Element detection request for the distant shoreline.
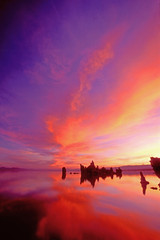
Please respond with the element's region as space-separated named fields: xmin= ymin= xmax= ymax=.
xmin=0 ymin=164 xmax=153 ymax=172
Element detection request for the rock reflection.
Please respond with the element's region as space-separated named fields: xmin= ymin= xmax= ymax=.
xmin=0 ymin=175 xmax=160 ymax=240
xmin=80 ymin=161 xmax=122 ymax=187
xmin=150 ymin=187 xmax=158 ymax=190
xmin=152 ymin=167 xmax=160 ymax=190
xmin=140 ymin=172 xmax=149 ymax=195
xmin=151 ymin=163 xmax=160 ymax=188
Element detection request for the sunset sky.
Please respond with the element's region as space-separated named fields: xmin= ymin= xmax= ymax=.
xmin=0 ymin=0 xmax=160 ymax=169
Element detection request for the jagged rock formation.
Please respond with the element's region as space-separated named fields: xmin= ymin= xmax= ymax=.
xmin=80 ymin=161 xmax=122 ymax=187
xmin=150 ymin=157 xmax=160 ymax=178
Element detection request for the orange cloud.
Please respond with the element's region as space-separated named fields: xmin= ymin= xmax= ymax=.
xmin=46 ymin=116 xmax=58 ymax=134
xmin=45 ymin=18 xmax=160 ymax=167
xmin=46 ymin=114 xmax=92 ymax=147
xmin=83 ymin=17 xmax=160 ymax=139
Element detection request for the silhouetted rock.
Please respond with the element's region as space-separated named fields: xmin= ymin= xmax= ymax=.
xmin=80 ymin=161 xmax=122 ymax=187
xmin=150 ymin=157 xmax=160 ymax=178
xmin=116 ymin=168 xmax=122 ymax=178
xmin=150 ymin=187 xmax=158 ymax=190
xmin=140 ymin=172 xmax=149 ymax=195
xmin=62 ymin=167 xmax=66 ymax=180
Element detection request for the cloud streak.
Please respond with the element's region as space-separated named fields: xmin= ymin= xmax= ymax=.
xmin=71 ymin=41 xmax=113 ymax=110
xmin=0 ymin=0 xmax=160 ymax=168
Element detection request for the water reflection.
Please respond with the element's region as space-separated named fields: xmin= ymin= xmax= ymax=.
xmin=36 ymin=186 xmax=159 ymax=240
xmin=151 ymin=166 xmax=160 ymax=191
xmin=140 ymin=172 xmax=149 ymax=195
xmin=0 ymin=197 xmax=44 ymax=240
xmin=80 ymin=169 xmax=122 ymax=188
xmin=0 ymin=170 xmax=160 ymax=240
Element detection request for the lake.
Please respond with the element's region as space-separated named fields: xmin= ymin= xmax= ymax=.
xmin=0 ymin=169 xmax=160 ymax=240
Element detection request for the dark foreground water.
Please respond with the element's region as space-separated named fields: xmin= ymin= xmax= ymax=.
xmin=0 ymin=169 xmax=160 ymax=240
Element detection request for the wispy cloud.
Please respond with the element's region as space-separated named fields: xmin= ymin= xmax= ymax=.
xmin=71 ymin=41 xmax=113 ymax=110
xmin=0 ymin=0 xmax=159 ymax=168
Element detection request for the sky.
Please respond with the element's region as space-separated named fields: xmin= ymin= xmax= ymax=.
xmin=0 ymin=0 xmax=160 ymax=169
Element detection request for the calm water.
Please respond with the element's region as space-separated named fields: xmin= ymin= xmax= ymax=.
xmin=0 ymin=169 xmax=160 ymax=240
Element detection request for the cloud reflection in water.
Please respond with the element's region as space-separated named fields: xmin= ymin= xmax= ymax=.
xmin=37 ymin=185 xmax=160 ymax=240
xmin=0 ymin=171 xmax=160 ymax=240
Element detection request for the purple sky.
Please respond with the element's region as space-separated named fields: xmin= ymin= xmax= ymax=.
xmin=0 ymin=0 xmax=160 ymax=169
